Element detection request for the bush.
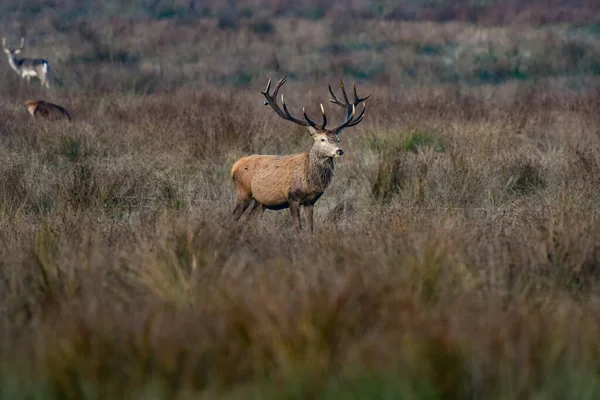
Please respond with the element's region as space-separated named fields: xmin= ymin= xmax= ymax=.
xmin=251 ymin=19 xmax=275 ymax=35
xmin=505 ymin=159 xmax=546 ymax=196
xmin=218 ymin=15 xmax=239 ymax=31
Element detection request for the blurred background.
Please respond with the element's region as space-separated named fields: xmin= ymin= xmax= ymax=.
xmin=1 ymin=0 xmax=600 ymax=93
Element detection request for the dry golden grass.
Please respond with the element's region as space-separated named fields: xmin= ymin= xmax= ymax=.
xmin=3 ymin=2 xmax=600 ymax=399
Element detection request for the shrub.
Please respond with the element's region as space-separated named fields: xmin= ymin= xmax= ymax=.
xmin=505 ymin=159 xmax=546 ymax=196
xmin=218 ymin=15 xmax=239 ymax=31
xmin=251 ymin=19 xmax=275 ymax=35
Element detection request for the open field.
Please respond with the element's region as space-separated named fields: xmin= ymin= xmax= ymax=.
xmin=3 ymin=1 xmax=600 ymax=398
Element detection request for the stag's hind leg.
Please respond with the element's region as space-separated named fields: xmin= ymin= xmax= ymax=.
xmin=304 ymin=205 xmax=314 ymax=233
xmin=289 ymin=201 xmax=302 ymax=231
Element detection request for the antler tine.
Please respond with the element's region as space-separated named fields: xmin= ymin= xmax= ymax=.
xmin=272 ymin=75 xmax=286 ymax=97
xmin=330 ymin=104 xmax=357 ymax=132
xmin=281 ymin=95 xmax=295 ymax=120
xmin=328 ymin=84 xmax=344 ymax=107
xmin=302 ymin=107 xmax=319 ymax=129
xmin=19 ymin=37 xmax=24 ymax=49
xmin=328 ymin=79 xmax=351 ymax=106
xmin=273 ymin=75 xmax=287 ymax=92
xmin=339 ymin=79 xmax=350 ymax=106
xmin=280 ymin=93 xmax=310 ymax=127
xmin=262 ymin=75 xmax=287 ymax=102
xmin=345 ymin=103 xmax=367 ymax=128
xmin=263 ymin=78 xmax=272 ymax=95
xmin=262 ymin=78 xmax=273 ymax=105
xmin=300 ymin=103 xmax=327 ymax=130
xmin=353 ymin=81 xmax=371 ymax=103
xmin=320 ymin=103 xmax=327 ymax=129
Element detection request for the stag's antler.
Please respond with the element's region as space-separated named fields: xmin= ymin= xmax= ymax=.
xmin=262 ymin=75 xmax=328 ymax=129
xmin=328 ymin=80 xmax=370 ymax=133
xmin=19 ymin=37 xmax=25 ymax=50
xmin=262 ymin=76 xmax=369 ymax=132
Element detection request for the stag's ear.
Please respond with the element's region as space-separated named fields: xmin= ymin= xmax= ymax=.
xmin=307 ymin=126 xmax=318 ymax=137
xmin=3 ymin=48 xmax=9 ymax=54
xmin=13 ymin=49 xmax=20 ymax=54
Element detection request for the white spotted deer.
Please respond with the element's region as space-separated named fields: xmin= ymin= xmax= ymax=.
xmin=231 ymin=76 xmax=369 ymax=232
xmin=3 ymin=37 xmax=51 ymax=89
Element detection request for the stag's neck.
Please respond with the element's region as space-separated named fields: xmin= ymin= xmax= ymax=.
xmin=306 ymin=150 xmax=335 ymax=194
xmin=6 ymin=54 xmax=21 ymax=73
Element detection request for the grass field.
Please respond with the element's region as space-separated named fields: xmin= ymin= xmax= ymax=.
xmin=2 ymin=1 xmax=600 ymax=398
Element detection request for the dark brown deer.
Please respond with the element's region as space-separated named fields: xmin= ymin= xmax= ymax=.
xmin=25 ymin=100 xmax=71 ymax=121
xmin=231 ymin=76 xmax=369 ymax=232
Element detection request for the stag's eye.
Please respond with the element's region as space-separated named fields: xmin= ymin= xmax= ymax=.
xmin=321 ymin=138 xmax=326 ymax=142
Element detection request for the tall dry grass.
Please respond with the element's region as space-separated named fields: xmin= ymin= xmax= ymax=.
xmin=2 ymin=2 xmax=600 ymax=399
xmin=2 ymin=78 xmax=600 ymax=398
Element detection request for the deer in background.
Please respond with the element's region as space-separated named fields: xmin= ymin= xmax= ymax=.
xmin=25 ymin=100 xmax=71 ymax=121
xmin=231 ymin=76 xmax=369 ymax=232
xmin=2 ymin=37 xmax=51 ymax=89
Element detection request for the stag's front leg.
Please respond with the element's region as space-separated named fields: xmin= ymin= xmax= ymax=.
xmin=289 ymin=202 xmax=302 ymax=231
xmin=247 ymin=200 xmax=265 ymax=223
xmin=304 ymin=205 xmax=314 ymax=233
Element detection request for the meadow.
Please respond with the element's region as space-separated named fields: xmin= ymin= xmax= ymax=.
xmin=2 ymin=0 xmax=600 ymax=398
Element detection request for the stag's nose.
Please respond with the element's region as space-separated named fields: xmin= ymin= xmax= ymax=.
xmin=335 ymin=149 xmax=344 ymax=157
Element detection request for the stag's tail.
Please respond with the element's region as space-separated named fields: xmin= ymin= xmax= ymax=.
xmin=231 ymin=159 xmax=244 ymax=179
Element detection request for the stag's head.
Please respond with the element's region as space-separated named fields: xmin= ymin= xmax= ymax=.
xmin=309 ymin=124 xmax=344 ymax=158
xmin=2 ymin=37 xmax=24 ymax=56
xmin=262 ymin=76 xmax=369 ymax=158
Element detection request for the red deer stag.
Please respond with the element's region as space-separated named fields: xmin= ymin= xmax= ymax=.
xmin=25 ymin=100 xmax=71 ymax=121
xmin=231 ymin=76 xmax=369 ymax=232
xmin=2 ymin=37 xmax=51 ymax=89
